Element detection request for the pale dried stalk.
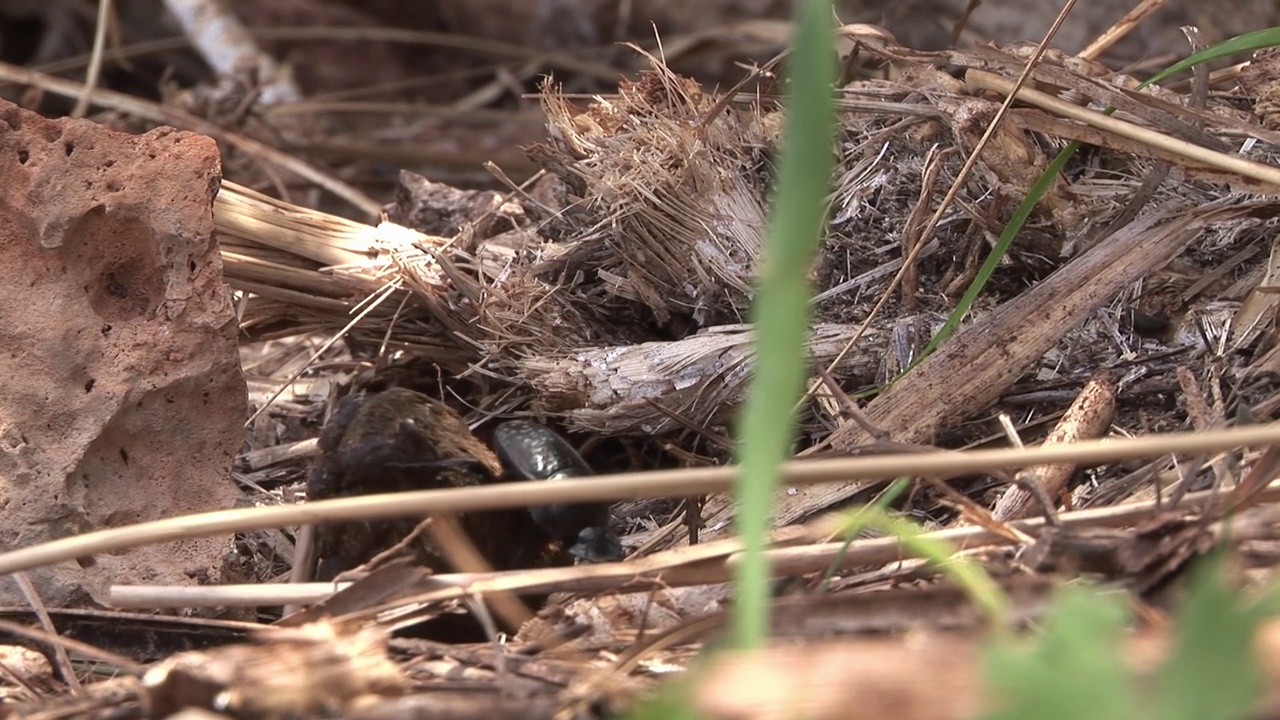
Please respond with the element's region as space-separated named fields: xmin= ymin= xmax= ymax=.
xmin=6 ymin=421 xmax=1272 ymax=581
xmin=162 ymin=0 xmax=301 ymax=105
xmin=992 ymin=372 xmax=1117 ymax=521
xmin=214 ymin=181 xmax=465 ymax=319
xmin=519 ymin=322 xmax=899 ymax=434
xmin=110 ymin=479 xmax=1280 ymax=610
xmin=216 ymin=181 xmax=403 ymax=268
xmin=966 ymin=70 xmax=1280 ymax=186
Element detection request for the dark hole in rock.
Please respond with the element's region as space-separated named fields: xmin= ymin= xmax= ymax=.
xmin=65 ymin=212 xmax=165 ymax=322
xmin=105 ymin=273 xmax=127 ymax=298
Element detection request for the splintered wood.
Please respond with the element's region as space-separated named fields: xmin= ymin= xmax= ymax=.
xmin=992 ymin=373 xmax=1117 ymax=521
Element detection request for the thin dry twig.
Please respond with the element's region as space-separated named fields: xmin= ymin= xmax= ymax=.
xmin=2 ymin=423 xmax=1277 ymax=578
xmin=966 ymin=71 xmax=1280 ymax=187
xmin=70 ymin=0 xmax=112 ymax=118
xmin=0 ymin=619 xmax=143 ymax=675
xmin=1079 ymin=0 xmax=1175 ymax=62
xmin=110 ymin=475 xmax=1277 ymax=611
xmin=0 ymin=61 xmax=378 ymax=215
xmin=11 ymin=573 xmax=81 ymax=694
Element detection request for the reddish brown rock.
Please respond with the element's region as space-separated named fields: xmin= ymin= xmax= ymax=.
xmin=0 ymin=99 xmax=245 ymax=607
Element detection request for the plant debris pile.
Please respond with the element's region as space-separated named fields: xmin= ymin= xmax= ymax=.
xmin=237 ymin=37 xmax=1280 ymax=461
xmin=10 ymin=5 xmax=1280 ymax=718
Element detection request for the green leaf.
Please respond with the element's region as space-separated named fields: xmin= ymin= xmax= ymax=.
xmin=624 ymin=678 xmax=700 ymax=720
xmin=982 ymin=585 xmax=1136 ymax=720
xmin=1156 ymin=554 xmax=1267 ymax=720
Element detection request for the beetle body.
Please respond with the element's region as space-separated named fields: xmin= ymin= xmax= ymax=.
xmin=491 ymin=420 xmax=624 ymax=562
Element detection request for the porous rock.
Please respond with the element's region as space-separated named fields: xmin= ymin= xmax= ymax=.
xmin=0 ymin=99 xmax=245 ymax=607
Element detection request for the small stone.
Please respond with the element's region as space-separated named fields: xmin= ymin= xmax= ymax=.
xmin=0 ymin=98 xmax=246 ymax=607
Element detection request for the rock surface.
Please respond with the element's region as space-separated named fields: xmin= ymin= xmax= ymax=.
xmin=0 ymin=99 xmax=245 ymax=607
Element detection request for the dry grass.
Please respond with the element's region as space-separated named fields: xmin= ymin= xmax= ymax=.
xmin=7 ymin=4 xmax=1280 ymax=717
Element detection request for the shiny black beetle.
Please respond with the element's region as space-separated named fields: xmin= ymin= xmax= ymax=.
xmin=491 ymin=420 xmax=624 ymax=563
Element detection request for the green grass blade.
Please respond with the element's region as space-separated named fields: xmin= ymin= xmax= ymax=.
xmin=917 ymin=144 xmax=1077 ymax=359
xmin=859 ymin=509 xmax=1009 ymax=626
xmin=1144 ymin=26 xmax=1280 ymax=86
xmin=819 ymin=478 xmax=910 ymax=591
xmin=729 ymin=0 xmax=838 ymax=650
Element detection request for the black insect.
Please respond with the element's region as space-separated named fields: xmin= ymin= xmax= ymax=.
xmin=491 ymin=420 xmax=624 ymax=563
xmin=306 ymin=388 xmax=567 ymax=582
